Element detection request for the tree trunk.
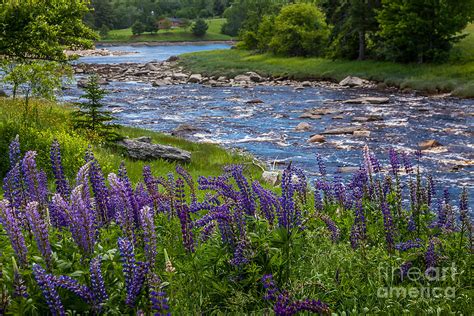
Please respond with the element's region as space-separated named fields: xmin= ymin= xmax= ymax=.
xmin=358 ymin=30 xmax=366 ymax=60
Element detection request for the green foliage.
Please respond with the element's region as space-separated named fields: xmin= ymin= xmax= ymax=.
xmin=72 ymin=75 xmax=119 ymax=141
xmin=192 ymin=19 xmax=209 ymax=37
xmin=0 ymin=61 xmax=72 ymax=118
xmin=267 ymin=3 xmax=330 ymax=57
xmin=131 ymin=20 xmax=146 ymax=35
xmin=0 ymin=0 xmax=97 ymax=62
xmin=377 ymin=0 xmax=474 ymax=63
xmin=158 ymin=18 xmax=173 ymax=31
xmin=99 ymin=25 xmax=110 ymax=39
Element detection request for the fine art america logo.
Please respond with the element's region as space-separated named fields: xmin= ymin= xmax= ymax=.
xmin=377 ymin=263 xmax=458 ymax=299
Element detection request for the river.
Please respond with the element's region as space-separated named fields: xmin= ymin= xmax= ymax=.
xmin=66 ymin=43 xmax=473 ymax=206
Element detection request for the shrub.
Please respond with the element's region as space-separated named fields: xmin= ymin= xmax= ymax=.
xmin=131 ymin=20 xmax=145 ymax=35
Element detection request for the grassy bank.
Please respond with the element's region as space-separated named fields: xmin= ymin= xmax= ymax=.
xmin=180 ymin=24 xmax=474 ymax=97
xmin=101 ymin=18 xmax=232 ymax=43
xmin=0 ymin=98 xmax=261 ymax=186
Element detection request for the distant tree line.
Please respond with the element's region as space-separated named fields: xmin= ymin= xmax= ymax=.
xmin=224 ymin=0 xmax=474 ymax=63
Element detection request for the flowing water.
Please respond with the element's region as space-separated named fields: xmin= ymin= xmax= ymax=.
xmin=65 ymin=44 xmax=473 ymax=206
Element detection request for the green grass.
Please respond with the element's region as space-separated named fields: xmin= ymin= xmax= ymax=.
xmin=0 ymin=98 xmax=262 ymax=186
xmin=179 ymin=24 xmax=474 ymax=97
xmin=101 ymin=18 xmax=233 ymax=43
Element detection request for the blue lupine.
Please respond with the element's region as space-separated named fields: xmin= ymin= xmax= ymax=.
xmin=50 ymin=140 xmax=70 ymax=198
xmin=49 ymin=194 xmax=70 ymax=228
xmin=118 ymin=238 xmax=148 ymax=307
xmin=395 ymin=239 xmax=423 ymax=251
xmin=401 ymin=152 xmax=413 ymax=174
xmin=381 ymin=201 xmax=395 ymax=251
xmin=139 ymin=206 xmax=157 ymax=267
xmin=89 ymin=158 xmax=110 ymax=223
xmin=13 ymin=270 xmax=28 ymax=298
xmin=109 ymin=173 xmax=136 ymax=241
xmin=32 ymin=264 xmax=65 ymax=316
xmin=90 ymin=256 xmax=108 ymax=307
xmin=316 ymin=154 xmax=326 ymax=177
xmin=56 ymin=275 xmax=93 ymax=304
xmin=227 ymin=165 xmax=256 ymax=216
xmin=177 ymin=165 xmax=196 ymax=203
xmin=149 ymin=274 xmax=170 ymax=316
xmin=262 ymin=274 xmax=278 ymax=301
xmin=21 ymin=151 xmax=48 ymax=206
xmin=400 ymin=261 xmax=413 ymax=280
xmin=69 ymin=185 xmax=97 ymax=255
xmin=252 ymin=181 xmax=280 ymax=225
xmin=320 ymin=214 xmax=340 ymax=243
xmin=389 ymin=148 xmax=400 ymax=176
xmin=9 ymin=135 xmax=21 ymax=167
xmin=176 ymin=179 xmax=195 ymax=252
xmin=0 ymin=200 xmax=28 ymax=267
xmin=2 ymin=164 xmax=25 ymax=211
xmin=425 ymin=238 xmax=439 ymax=275
xmin=25 ymin=201 xmax=52 ymax=269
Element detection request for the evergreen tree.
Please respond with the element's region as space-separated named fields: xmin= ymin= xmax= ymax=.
xmin=72 ymin=75 xmax=118 ymax=140
xmin=132 ymin=21 xmax=146 ymax=35
xmin=192 ymin=19 xmax=209 ymax=37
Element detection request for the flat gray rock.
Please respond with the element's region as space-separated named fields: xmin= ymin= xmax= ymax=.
xmin=321 ymin=126 xmax=362 ymax=135
xmin=117 ymin=137 xmax=191 ymax=163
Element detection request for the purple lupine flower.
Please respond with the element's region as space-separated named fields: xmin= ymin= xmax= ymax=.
xmin=350 ymin=188 xmax=366 ymax=249
xmin=316 ymin=154 xmax=326 ymax=177
xmin=252 ymin=181 xmax=280 ymax=225
xmin=50 ymin=140 xmax=70 ymax=198
xmin=369 ymin=153 xmax=382 ymax=174
xmin=401 ymin=152 xmax=413 ymax=175
xmin=118 ymin=238 xmax=148 ymax=307
xmin=395 ymin=238 xmax=423 ymax=251
xmin=49 ymin=194 xmax=70 ymax=228
xmin=13 ymin=260 xmax=28 ymax=298
xmin=230 ymin=237 xmax=251 ymax=266
xmin=90 ymin=256 xmax=108 ymax=307
xmin=459 ymin=188 xmax=469 ymax=227
xmin=135 ymin=183 xmax=153 ymax=211
xmin=89 ymin=158 xmax=110 ymax=224
xmin=118 ymin=163 xmax=140 ymax=226
xmin=56 ymin=275 xmax=93 ymax=304
xmin=427 ymin=175 xmax=435 ymax=205
xmin=333 ymin=177 xmax=347 ymax=208
xmin=21 ymin=151 xmax=48 ymax=206
xmin=425 ymin=238 xmax=439 ymax=275
xmin=139 ymin=206 xmax=157 ymax=267
xmin=381 ymin=201 xmax=395 ymax=251
xmin=25 ymin=201 xmax=52 ymax=269
xmin=319 ymin=214 xmax=340 ymax=243
xmin=261 ymin=274 xmax=278 ymax=301
xmin=176 ymin=179 xmax=194 ymax=252
xmin=149 ymin=274 xmax=170 ymax=316
xmin=227 ymin=165 xmax=256 ymax=216
xmin=194 ymin=204 xmax=233 ymax=245
xmin=68 ymin=185 xmax=97 ymax=255
xmin=2 ymin=163 xmax=25 ymax=210
xmin=279 ymin=165 xmax=300 ymax=230
xmin=200 ymin=222 xmax=216 ymax=243
xmin=0 ymin=200 xmax=28 ymax=267
xmin=9 ymin=135 xmax=21 ymax=167
xmin=32 ymin=264 xmax=65 ymax=316
xmin=176 ymin=165 xmax=196 ymax=203
xmin=109 ymin=173 xmax=136 ymax=241
xmin=290 ymin=299 xmax=330 ymax=315
xmin=388 ymin=148 xmax=400 ymax=176
xmin=198 ymin=175 xmax=239 ymax=202
xmin=443 ymin=188 xmax=450 ymax=205
xmin=314 ymin=189 xmax=323 ymax=213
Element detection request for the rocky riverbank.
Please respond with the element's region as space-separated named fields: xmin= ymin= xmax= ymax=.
xmin=74 ymin=56 xmax=381 ymax=91
xmin=65 ymin=48 xmax=137 ymax=58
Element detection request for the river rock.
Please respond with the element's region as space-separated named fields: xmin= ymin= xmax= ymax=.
xmin=321 ymin=126 xmax=361 ymax=135
xmin=344 ymin=97 xmax=390 ymax=104
xmin=188 ymin=74 xmax=203 ymax=83
xmin=351 ymin=115 xmax=383 ymax=122
xmin=246 ymin=72 xmax=263 ymax=83
xmin=116 ymin=137 xmax=191 ymax=163
xmin=262 ymin=171 xmax=281 ymax=186
xmin=145 ymin=63 xmax=159 ymax=71
xmin=172 ymin=73 xmax=188 ymax=81
xmin=337 ymin=166 xmax=360 ymax=173
xmin=353 ymin=130 xmax=371 ymax=137
xmin=332 ymin=115 xmax=344 ymax=120
xmin=234 ymin=75 xmax=251 ymax=82
xmin=217 ymin=76 xmax=227 ymax=82
xmin=167 ymin=55 xmax=179 ymax=62
xmin=308 ymin=134 xmax=326 ymax=143
xmin=172 ymin=124 xmax=209 ymax=137
xmin=419 ymin=139 xmax=443 ymax=150
xmin=339 ymin=76 xmax=364 ymax=87
xmin=301 ymin=81 xmax=312 ymax=87
xmin=295 ymin=122 xmax=312 ymax=131
xmin=246 ymin=99 xmax=264 ymax=104
xmin=300 ymin=112 xmax=322 ymax=119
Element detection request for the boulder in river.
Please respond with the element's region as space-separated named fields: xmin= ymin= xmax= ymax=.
xmin=344 ymin=97 xmax=390 ymax=104
xmin=321 ymin=126 xmax=361 ymax=135
xmin=351 ymin=115 xmax=383 ymax=122
xmin=172 ymin=124 xmax=210 ymax=137
xmin=308 ymin=134 xmax=326 ymax=143
xmin=353 ymin=130 xmax=371 ymax=137
xmin=295 ymin=122 xmax=312 ymax=131
xmin=246 ymin=99 xmax=264 ymax=104
xmin=339 ymin=76 xmax=364 ymax=87
xmin=234 ymin=75 xmax=251 ymax=82
xmin=172 ymin=73 xmax=189 ymax=81
xmin=419 ymin=139 xmax=443 ymax=150
xmin=246 ymin=72 xmax=263 ymax=83
xmin=116 ymin=137 xmax=191 ymax=163
xmin=188 ymin=74 xmax=203 ymax=83
xmin=167 ymin=55 xmax=179 ymax=62
xmin=262 ymin=171 xmax=282 ymax=186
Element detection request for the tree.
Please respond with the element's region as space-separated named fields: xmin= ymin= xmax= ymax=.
xmin=0 ymin=0 xmax=97 ymax=62
xmin=99 ymin=25 xmax=110 ymax=38
xmin=377 ymin=0 xmax=474 ymax=63
xmin=192 ymin=19 xmax=209 ymax=37
xmin=1 ymin=61 xmax=72 ymax=119
xmin=132 ymin=21 xmax=146 ymax=35
xmin=158 ymin=18 xmax=173 ymax=31
xmin=268 ymin=3 xmax=330 ymax=57
xmin=72 ymin=75 xmax=118 ymax=140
